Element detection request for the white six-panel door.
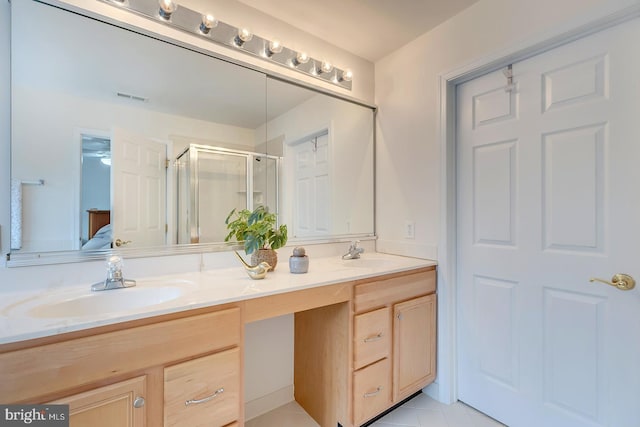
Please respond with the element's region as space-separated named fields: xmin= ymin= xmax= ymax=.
xmin=291 ymin=132 xmax=330 ymax=237
xmin=111 ymin=127 xmax=167 ymax=248
xmin=457 ymin=17 xmax=640 ymax=427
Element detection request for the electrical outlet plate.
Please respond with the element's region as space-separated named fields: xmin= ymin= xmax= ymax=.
xmin=404 ymin=221 xmax=415 ymax=239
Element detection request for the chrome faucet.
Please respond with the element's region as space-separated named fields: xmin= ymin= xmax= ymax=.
xmin=91 ymin=255 xmax=136 ymax=291
xmin=342 ymin=240 xmax=364 ymax=260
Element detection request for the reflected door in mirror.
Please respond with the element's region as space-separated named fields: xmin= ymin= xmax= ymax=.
xmin=111 ymin=127 xmax=167 ymax=248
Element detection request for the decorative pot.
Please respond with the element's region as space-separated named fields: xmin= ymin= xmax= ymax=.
xmin=289 ymin=246 xmax=309 ymax=274
xmin=251 ymin=248 xmax=278 ymax=271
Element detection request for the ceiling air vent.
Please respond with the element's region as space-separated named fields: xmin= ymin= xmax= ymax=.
xmin=116 ymin=92 xmax=148 ymax=102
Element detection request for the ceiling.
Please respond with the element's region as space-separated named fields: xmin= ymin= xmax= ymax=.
xmin=235 ymin=0 xmax=481 ymax=62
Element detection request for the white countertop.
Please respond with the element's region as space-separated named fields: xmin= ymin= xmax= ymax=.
xmin=0 ymin=253 xmax=436 ymax=345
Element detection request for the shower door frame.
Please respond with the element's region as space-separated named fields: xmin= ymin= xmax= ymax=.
xmin=177 ymin=144 xmax=281 ymax=245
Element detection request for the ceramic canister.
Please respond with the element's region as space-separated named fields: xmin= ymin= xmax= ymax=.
xmin=289 ymin=246 xmax=309 ymax=274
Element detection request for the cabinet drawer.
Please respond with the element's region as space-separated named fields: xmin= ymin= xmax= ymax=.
xmin=353 ymin=307 xmax=390 ymax=370
xmin=353 ymin=358 xmax=391 ymax=426
xmin=354 ymin=268 xmax=436 ymax=313
xmin=164 ymin=347 xmax=240 ymax=427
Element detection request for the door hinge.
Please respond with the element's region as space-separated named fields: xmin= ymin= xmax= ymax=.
xmin=165 ymin=224 xmax=168 ymax=233
xmin=165 ymin=159 xmax=170 ymax=169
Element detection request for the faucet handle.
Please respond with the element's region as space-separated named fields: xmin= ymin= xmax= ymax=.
xmin=107 ymin=255 xmax=123 ymax=280
xmin=107 ymin=255 xmax=123 ymax=270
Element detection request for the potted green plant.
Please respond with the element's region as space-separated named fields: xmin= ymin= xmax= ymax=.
xmin=224 ymin=205 xmax=288 ymax=271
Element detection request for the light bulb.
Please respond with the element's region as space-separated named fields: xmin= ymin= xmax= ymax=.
xmin=268 ymin=39 xmax=283 ymax=56
xmin=341 ymin=69 xmax=353 ymax=82
xmin=294 ymin=51 xmax=309 ymax=66
xmin=158 ymin=0 xmax=178 ymax=19
xmin=320 ymin=61 xmax=333 ymax=73
xmin=200 ymin=14 xmax=218 ymax=34
xmin=235 ymin=28 xmax=253 ymax=46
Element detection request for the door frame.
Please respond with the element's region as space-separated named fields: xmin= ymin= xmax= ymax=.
xmin=75 ymin=127 xmax=111 ymax=250
xmin=434 ymin=4 xmax=640 ymax=405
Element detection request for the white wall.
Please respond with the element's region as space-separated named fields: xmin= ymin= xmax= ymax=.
xmin=374 ymin=0 xmax=640 ymax=402
xmin=244 ymin=314 xmax=294 ymax=419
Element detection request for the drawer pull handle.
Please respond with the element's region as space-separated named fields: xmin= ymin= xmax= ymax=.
xmin=363 ymin=333 xmax=383 ymax=343
xmin=185 ymin=387 xmax=224 ymax=406
xmin=363 ymin=386 xmax=383 ymax=398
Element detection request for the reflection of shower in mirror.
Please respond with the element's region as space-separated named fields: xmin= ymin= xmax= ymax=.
xmin=176 ymin=144 xmax=281 ymax=245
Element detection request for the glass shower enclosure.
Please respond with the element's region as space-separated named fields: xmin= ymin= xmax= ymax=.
xmin=176 ymin=144 xmax=281 ymax=244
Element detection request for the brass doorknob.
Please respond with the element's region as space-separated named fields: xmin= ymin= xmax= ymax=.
xmin=589 ymin=274 xmax=635 ymax=291
xmin=115 ymin=239 xmax=132 ymax=247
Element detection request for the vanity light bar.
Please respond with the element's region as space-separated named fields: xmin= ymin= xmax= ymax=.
xmin=99 ymin=0 xmax=353 ymax=90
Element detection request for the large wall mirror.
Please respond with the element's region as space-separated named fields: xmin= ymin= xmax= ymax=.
xmin=8 ymin=0 xmax=374 ymax=265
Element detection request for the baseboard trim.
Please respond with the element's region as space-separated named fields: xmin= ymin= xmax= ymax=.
xmin=423 ymin=382 xmax=448 ymax=403
xmin=245 ymin=384 xmax=294 ymax=421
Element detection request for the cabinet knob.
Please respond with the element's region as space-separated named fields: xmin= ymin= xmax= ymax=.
xmin=133 ymin=396 xmax=145 ymax=408
xmin=397 ymin=313 xmax=403 ymax=320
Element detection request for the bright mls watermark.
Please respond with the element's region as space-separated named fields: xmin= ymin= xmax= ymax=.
xmin=0 ymin=405 xmax=68 ymax=426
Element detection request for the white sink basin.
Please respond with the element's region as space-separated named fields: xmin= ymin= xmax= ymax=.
xmin=29 ymin=285 xmax=185 ymax=318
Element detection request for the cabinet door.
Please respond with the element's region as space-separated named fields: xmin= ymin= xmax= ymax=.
xmin=50 ymin=376 xmax=146 ymax=427
xmin=164 ymin=347 xmax=240 ymax=427
xmin=393 ymin=294 xmax=436 ymax=402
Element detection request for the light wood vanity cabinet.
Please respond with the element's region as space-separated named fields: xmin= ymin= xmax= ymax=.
xmin=0 ymin=264 xmax=435 ymax=427
xmin=352 ymin=267 xmax=437 ymax=426
xmin=0 ymin=306 xmax=242 ymax=427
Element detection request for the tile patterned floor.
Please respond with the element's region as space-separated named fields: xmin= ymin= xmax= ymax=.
xmin=246 ymin=393 xmax=507 ymax=427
